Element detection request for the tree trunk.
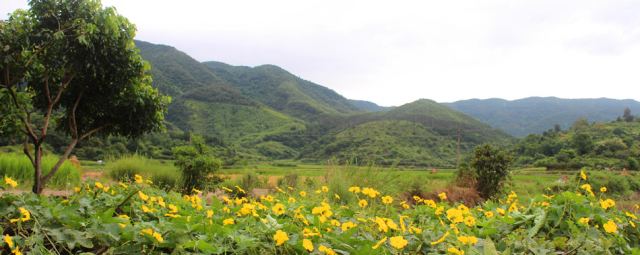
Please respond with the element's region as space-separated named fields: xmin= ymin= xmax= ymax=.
xmin=31 ymin=143 xmax=45 ymax=195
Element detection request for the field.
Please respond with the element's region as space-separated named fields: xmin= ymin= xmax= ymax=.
xmin=2 ymin=154 xmax=640 ymax=254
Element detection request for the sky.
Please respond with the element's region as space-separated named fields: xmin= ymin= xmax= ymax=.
xmin=2 ymin=0 xmax=640 ymax=107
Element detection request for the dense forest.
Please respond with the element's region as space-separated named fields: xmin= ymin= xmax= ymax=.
xmin=509 ymin=109 xmax=640 ymax=170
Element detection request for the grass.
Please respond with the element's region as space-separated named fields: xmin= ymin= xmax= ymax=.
xmin=106 ymin=153 xmax=180 ymax=190
xmin=0 ymin=153 xmax=82 ymax=189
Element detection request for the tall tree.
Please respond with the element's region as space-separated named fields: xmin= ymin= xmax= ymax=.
xmin=0 ymin=0 xmax=170 ymax=195
xmin=571 ymin=132 xmax=594 ymax=156
xmin=623 ymin=107 xmax=634 ymax=122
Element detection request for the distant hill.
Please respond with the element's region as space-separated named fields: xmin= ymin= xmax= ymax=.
xmin=348 ymin=99 xmax=394 ymax=112
xmin=135 ymin=40 xmax=517 ymax=165
xmin=299 ymin=99 xmax=516 ymax=167
xmin=203 ymin=61 xmax=363 ymax=121
xmin=444 ymin=97 xmax=640 ymax=137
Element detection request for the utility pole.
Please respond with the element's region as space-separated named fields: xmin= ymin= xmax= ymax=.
xmin=457 ymin=130 xmax=461 ymax=169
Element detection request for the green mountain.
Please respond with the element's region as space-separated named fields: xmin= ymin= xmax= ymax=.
xmin=348 ymin=99 xmax=394 ymax=112
xmin=445 ymin=97 xmax=640 ymax=137
xmin=203 ymin=61 xmax=363 ymax=121
xmin=134 ymin=40 xmax=517 ymax=165
xmin=299 ymin=99 xmax=516 ymax=167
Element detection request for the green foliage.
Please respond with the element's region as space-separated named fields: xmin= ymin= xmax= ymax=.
xmin=348 ymin=99 xmax=394 ymax=112
xmin=107 ymin=153 xmax=148 ymax=182
xmin=172 ymin=134 xmax=222 ymax=194
xmin=1 ymin=0 xmax=169 ymax=194
xmin=237 ymin=169 xmax=267 ymax=196
xmin=277 ymin=173 xmax=300 ymax=189
xmin=470 ymin=144 xmax=512 ymax=199
xmin=571 ymin=132 xmax=594 ymax=155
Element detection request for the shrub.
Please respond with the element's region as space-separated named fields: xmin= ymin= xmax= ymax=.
xmin=107 ymin=153 xmax=147 ymax=181
xmin=173 ymin=134 xmax=222 ymax=195
xmin=277 ymin=173 xmax=300 ymax=189
xmin=469 ymin=144 xmax=512 ymax=199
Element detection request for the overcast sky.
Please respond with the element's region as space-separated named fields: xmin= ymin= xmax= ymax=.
xmin=2 ymin=0 xmax=640 ymax=106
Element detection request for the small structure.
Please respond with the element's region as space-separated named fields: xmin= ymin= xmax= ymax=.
xmin=621 ymin=168 xmax=635 ymax=178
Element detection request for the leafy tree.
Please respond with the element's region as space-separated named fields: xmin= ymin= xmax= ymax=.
xmin=470 ymin=143 xmax=512 ymax=199
xmin=572 ymin=118 xmax=589 ymax=131
xmin=553 ymin=124 xmax=562 ymax=132
xmin=0 ymin=0 xmax=170 ymax=194
xmin=628 ymin=157 xmax=638 ymax=171
xmin=173 ymin=134 xmax=222 ymax=195
xmin=571 ymin=132 xmax=594 ymax=156
xmin=623 ymin=107 xmax=634 ymax=122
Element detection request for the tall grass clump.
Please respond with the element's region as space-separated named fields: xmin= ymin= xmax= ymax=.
xmin=325 ymin=158 xmax=401 ymax=205
xmin=237 ymin=169 xmax=267 ymax=197
xmin=107 ymin=153 xmax=149 ymax=181
xmin=0 ymin=153 xmax=82 ymax=189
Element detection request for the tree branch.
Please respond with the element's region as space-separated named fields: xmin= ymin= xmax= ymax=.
xmin=69 ymin=89 xmax=83 ymax=139
xmin=23 ymin=136 xmax=34 ymax=166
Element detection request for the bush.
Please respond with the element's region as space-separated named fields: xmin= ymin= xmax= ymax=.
xmin=107 ymin=153 xmax=147 ymax=181
xmin=277 ymin=173 xmax=300 ymax=189
xmin=469 ymin=144 xmax=512 ymax=199
xmin=173 ymin=134 xmax=222 ymax=195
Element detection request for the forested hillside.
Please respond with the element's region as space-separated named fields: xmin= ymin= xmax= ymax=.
xmin=348 ymin=99 xmax=394 ymax=112
xmin=203 ymin=61 xmax=362 ymax=121
xmin=510 ymin=114 xmax=640 ymax=170
xmin=445 ymin=97 xmax=640 ymax=137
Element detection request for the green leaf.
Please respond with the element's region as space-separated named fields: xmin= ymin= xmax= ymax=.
xmin=484 ymin=237 xmax=499 ymax=255
xmin=528 ymin=209 xmax=548 ymax=238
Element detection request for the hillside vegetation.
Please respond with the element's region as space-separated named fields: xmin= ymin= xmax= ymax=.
xmin=510 ymin=113 xmax=640 ymax=170
xmin=348 ymin=99 xmax=395 ymax=112
xmin=445 ymin=97 xmax=640 ymax=137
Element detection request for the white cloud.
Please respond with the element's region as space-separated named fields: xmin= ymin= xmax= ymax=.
xmin=2 ymin=0 xmax=639 ymax=106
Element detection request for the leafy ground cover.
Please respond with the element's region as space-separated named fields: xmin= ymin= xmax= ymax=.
xmin=1 ymin=172 xmax=640 ymax=254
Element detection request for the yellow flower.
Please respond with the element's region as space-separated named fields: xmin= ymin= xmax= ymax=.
xmin=119 ymin=215 xmax=131 ymax=220
xmin=142 ymin=205 xmax=152 ymax=213
xmin=435 ymin=206 xmax=444 ymax=215
xmin=5 ymin=234 xmax=14 ymax=248
xmin=141 ymin=228 xmax=153 ymax=236
xmin=223 ymin=206 xmax=230 ymax=213
xmin=438 ymin=192 xmax=447 ymax=200
xmin=272 ymin=203 xmax=285 ymax=215
xmin=601 ymin=187 xmax=607 ymax=192
xmin=631 ymin=221 xmax=636 ymax=227
xmin=578 ymin=217 xmax=590 ymax=225
xmin=446 ymin=208 xmax=464 ymax=223
xmin=168 ymin=204 xmax=178 ymax=213
xmin=288 ymin=197 xmax=296 ymax=203
xmin=10 ymin=207 xmax=30 ymax=223
xmin=358 ymin=199 xmax=368 ymax=208
xmin=288 ymin=186 xmax=294 ymax=190
xmin=4 ymin=176 xmax=18 ymax=188
xmin=95 ymin=182 xmax=104 ymax=189
xmin=424 ymin=199 xmax=437 ymax=208
xmin=334 ymin=194 xmax=340 ymax=200
xmin=331 ymin=220 xmax=341 ymax=227
xmin=603 ymin=220 xmax=617 ymax=233
xmin=484 ymin=211 xmax=495 ymax=218
xmin=193 ymin=188 xmax=202 ymax=194
xmin=207 ymin=210 xmax=214 ymax=218
xmin=322 ymin=186 xmax=329 ymax=192
xmin=315 ymin=190 xmax=322 ymax=194
xmin=74 ymin=187 xmax=81 ymax=193
xmin=349 ymin=186 xmax=361 ymax=193
xmin=319 ymin=245 xmax=337 ymax=255
xmin=12 ymin=249 xmax=23 ymax=255
xmin=457 ymin=235 xmax=478 ymax=245
xmin=410 ymin=226 xmax=422 ymax=234
xmin=463 ymin=216 xmax=476 ymax=227
xmin=119 ymin=182 xmax=128 ymax=188
xmin=382 ymin=196 xmax=393 ymax=204
xmin=135 ymin=174 xmax=143 ymax=183
xmin=273 ymin=230 xmax=289 ymax=246
xmin=223 ymin=218 xmax=235 ymax=226
xmin=138 ymin=191 xmax=149 ymax=201
xmin=303 ymin=239 xmax=314 ymax=251
xmin=152 ymin=232 xmax=163 ymax=242
xmin=300 ymin=191 xmax=307 ymax=197
xmin=341 ymin=221 xmax=357 ymax=231
xmin=448 ymin=247 xmax=465 ymax=255
xmin=430 ymin=232 xmax=450 ymax=245
xmin=235 ymin=186 xmax=246 ymax=194
xmin=580 ymin=171 xmax=587 ymax=180
xmin=626 ymin=212 xmax=638 ymax=220
xmin=372 ymin=237 xmax=388 ymax=249
xmin=389 ymin=236 xmax=408 ymax=249
xmin=146 ymin=180 xmax=153 ymax=184
xmin=599 ymin=199 xmax=616 ymax=210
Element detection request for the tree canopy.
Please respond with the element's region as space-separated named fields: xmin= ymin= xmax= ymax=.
xmin=0 ymin=0 xmax=170 ymax=194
